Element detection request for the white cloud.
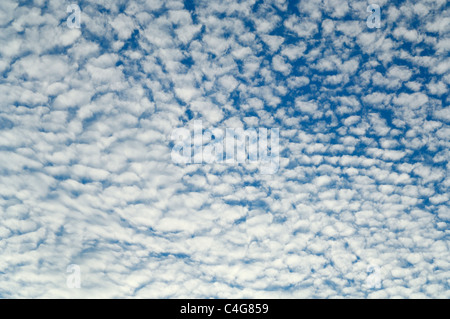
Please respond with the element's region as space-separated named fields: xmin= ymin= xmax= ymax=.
xmin=393 ymin=93 xmax=429 ymax=109
xmin=0 ymin=0 xmax=448 ymax=300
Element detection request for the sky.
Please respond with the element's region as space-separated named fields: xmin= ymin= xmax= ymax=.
xmin=0 ymin=0 xmax=449 ymax=298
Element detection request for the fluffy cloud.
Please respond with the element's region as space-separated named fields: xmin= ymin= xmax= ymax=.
xmin=0 ymin=0 xmax=448 ymax=299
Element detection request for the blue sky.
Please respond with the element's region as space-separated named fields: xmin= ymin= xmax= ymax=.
xmin=0 ymin=0 xmax=449 ymax=298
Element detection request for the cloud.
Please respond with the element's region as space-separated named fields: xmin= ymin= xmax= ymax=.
xmin=0 ymin=0 xmax=448 ymax=299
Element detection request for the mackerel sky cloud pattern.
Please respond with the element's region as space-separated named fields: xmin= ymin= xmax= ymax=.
xmin=0 ymin=0 xmax=449 ymax=298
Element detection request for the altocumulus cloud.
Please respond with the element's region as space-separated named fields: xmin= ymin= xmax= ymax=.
xmin=0 ymin=0 xmax=448 ymax=298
